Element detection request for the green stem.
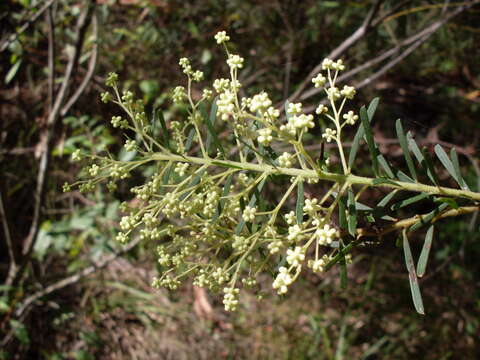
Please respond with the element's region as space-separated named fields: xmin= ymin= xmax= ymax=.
xmin=148 ymin=152 xmax=480 ymax=201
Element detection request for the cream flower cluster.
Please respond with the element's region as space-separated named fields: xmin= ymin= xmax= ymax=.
xmin=249 ymin=92 xmax=272 ymax=113
xmin=272 ymin=267 xmax=293 ymax=294
xmin=278 ymin=152 xmax=294 ymax=167
xmin=216 ymin=90 xmax=236 ymax=121
xmin=242 ymin=205 xmax=257 ymax=222
xmin=308 ymin=255 xmax=330 ymax=273
xmin=223 ymin=287 xmax=240 ymax=311
xmin=286 ymin=246 xmax=305 ymax=267
xmin=257 ymin=128 xmax=273 ymax=145
xmin=215 ymin=30 xmax=230 ymax=44
xmin=315 ymin=224 xmax=339 ymax=246
xmin=322 ymin=128 xmax=337 ymax=142
xmin=227 ymin=54 xmax=244 ymax=69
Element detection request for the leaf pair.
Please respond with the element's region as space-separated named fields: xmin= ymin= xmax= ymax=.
xmin=403 ymin=225 xmax=435 ymax=315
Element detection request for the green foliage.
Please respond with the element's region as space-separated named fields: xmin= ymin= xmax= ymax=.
xmin=67 ymin=32 xmax=480 ymax=316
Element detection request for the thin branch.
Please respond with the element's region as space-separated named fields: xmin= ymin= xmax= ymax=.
xmin=0 ymin=0 xmax=57 ymax=52
xmin=288 ymin=0 xmax=384 ymax=102
xmin=60 ymin=12 xmax=99 ymax=116
xmin=356 ymin=206 xmax=480 ymax=238
xmin=15 ymin=236 xmax=143 ymax=317
xmin=299 ymin=1 xmax=476 ymax=103
xmin=0 ymin=192 xmax=16 ymax=283
xmin=6 ymin=0 xmax=96 ymax=288
xmin=46 ymin=6 xmax=55 ymax=114
xmin=298 ymin=1 xmax=479 ymax=116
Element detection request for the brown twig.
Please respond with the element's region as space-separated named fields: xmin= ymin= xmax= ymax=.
xmin=46 ymin=6 xmax=55 ymax=113
xmin=0 ymin=0 xmax=57 ymax=52
xmin=355 ymin=205 xmax=479 ymax=238
xmin=60 ymin=12 xmax=99 ymax=116
xmin=6 ymin=0 xmax=96 ymax=289
xmin=14 ymin=236 xmax=144 ymax=317
xmin=299 ymin=0 xmax=478 ymax=104
xmin=0 ymin=192 xmax=16 ymax=286
xmin=288 ymin=0 xmax=384 ymax=102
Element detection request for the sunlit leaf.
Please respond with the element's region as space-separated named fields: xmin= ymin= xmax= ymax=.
xmin=396 ymin=170 xmax=414 ymax=183
xmin=396 ymin=119 xmax=417 ymax=181
xmin=391 ymin=193 xmax=430 ymax=210
xmin=296 ymin=180 xmax=304 ymax=224
xmin=360 ymin=105 xmax=379 ymax=176
xmin=450 ymin=148 xmax=469 ymax=191
xmin=348 ymin=97 xmax=379 ymax=168
xmin=403 ymin=229 xmax=425 ymax=315
xmin=377 ymin=154 xmax=395 ymax=179
xmin=347 ymin=187 xmax=357 ymax=236
xmin=417 ymin=225 xmax=434 ymax=277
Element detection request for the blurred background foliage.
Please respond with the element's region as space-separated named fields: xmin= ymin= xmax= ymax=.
xmin=1 ymin=0 xmax=480 ymax=358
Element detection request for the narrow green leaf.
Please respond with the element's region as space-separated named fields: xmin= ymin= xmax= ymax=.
xmin=396 ymin=119 xmax=417 ymax=181
xmin=450 ymin=148 xmax=469 ymax=191
xmin=204 ymin=100 xmax=225 ymax=156
xmin=372 ymin=178 xmax=399 ymax=186
xmin=422 ymin=147 xmax=440 ymax=186
xmin=376 ymin=190 xmax=398 ymax=208
xmin=417 ymin=225 xmax=434 ymax=277
xmin=338 ymin=194 xmax=347 ymax=230
xmin=211 ymin=160 xmax=243 ymax=170
xmin=348 ymin=98 xmax=380 ymax=169
xmin=340 ymin=245 xmax=348 ymax=289
xmin=377 ymin=154 xmax=395 ymax=179
xmin=390 ymin=193 xmax=430 ymax=211
xmin=161 ymin=164 xmax=172 ymax=185
xmin=367 ymin=97 xmax=380 ymax=120
xmin=348 ymin=126 xmax=364 ymax=169
xmin=435 ymin=144 xmax=462 ymax=185
xmin=396 ymin=170 xmax=414 ymax=183
xmin=360 ymin=105 xmax=379 ymax=176
xmin=407 ymin=133 xmax=437 ymax=185
xmin=355 ymin=202 xmax=373 ymax=211
xmin=5 ymin=59 xmax=22 ymax=84
xmin=179 ymin=169 xmax=206 ymax=201
xmin=235 ymin=177 xmax=267 ymax=235
xmin=160 ymin=164 xmax=173 ymax=195
xmin=213 ymin=174 xmax=233 ymax=221
xmin=235 ymin=135 xmax=278 ymax=168
xmin=409 ymin=202 xmax=448 ymax=232
xmin=284 ymin=100 xmax=291 ymax=121
xmin=156 ymin=109 xmax=171 ymax=150
xmin=403 ymin=229 xmax=425 ymax=315
xmin=184 ymin=126 xmax=196 ymax=153
xmin=373 ymin=190 xmax=398 ymax=221
xmin=433 ymin=197 xmax=459 ymax=209
xmin=347 ymin=187 xmax=357 ymax=236
xmin=296 ymin=180 xmax=304 ymax=224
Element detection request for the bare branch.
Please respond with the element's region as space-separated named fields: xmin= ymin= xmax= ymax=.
xmin=6 ymin=0 xmax=97 ymax=289
xmin=60 ymin=12 xmax=99 ymax=116
xmin=299 ymin=1 xmax=478 ymax=106
xmin=288 ymin=0 xmax=384 ymax=102
xmin=0 ymin=0 xmax=57 ymax=52
xmin=15 ymin=236 xmax=143 ymax=317
xmin=46 ymin=6 xmax=55 ymax=113
xmin=0 ymin=192 xmax=16 ymax=285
